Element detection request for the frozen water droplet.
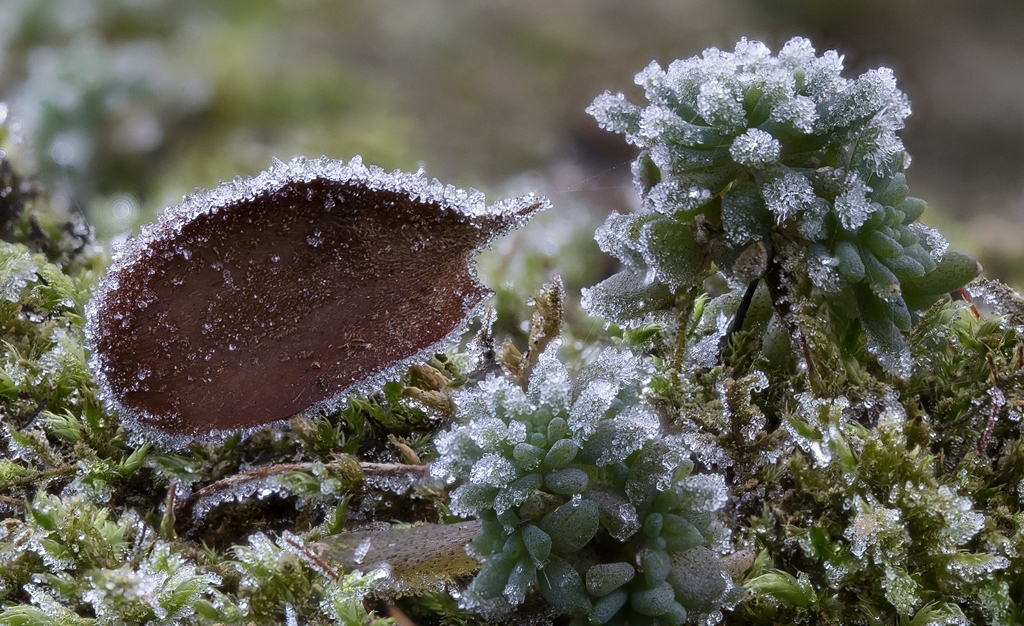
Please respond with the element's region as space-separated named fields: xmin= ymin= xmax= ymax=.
xmin=353 ymin=538 xmax=372 ymax=565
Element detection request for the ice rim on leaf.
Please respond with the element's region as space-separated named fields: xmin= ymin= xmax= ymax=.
xmin=584 ymin=37 xmax=981 ymax=376
xmin=85 ymin=155 xmax=546 ymax=447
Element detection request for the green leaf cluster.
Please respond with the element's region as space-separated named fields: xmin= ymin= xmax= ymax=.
xmin=584 ymin=37 xmax=981 ymax=375
xmin=577 ymin=36 xmax=1024 ymax=626
xmin=432 ymin=346 xmax=744 ymax=623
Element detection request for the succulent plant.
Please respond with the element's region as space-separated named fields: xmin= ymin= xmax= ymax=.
xmin=584 ymin=37 xmax=980 ymax=376
xmin=432 ymin=345 xmax=745 ymax=623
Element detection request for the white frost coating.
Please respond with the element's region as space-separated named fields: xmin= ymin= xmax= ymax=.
xmin=610 ymin=502 xmax=640 ymax=541
xmin=875 ymin=393 xmax=907 ymax=447
xmin=638 ymin=106 xmax=707 ymax=147
xmin=80 ymin=540 xmax=219 ymax=623
xmin=679 ymin=472 xmax=729 ymax=512
xmin=600 ymin=405 xmax=662 ymax=466
xmin=761 ymin=170 xmax=817 ymax=226
xmin=816 ymin=68 xmax=907 ymax=133
xmin=189 ymin=474 xmax=291 ymax=524
xmin=729 ymin=129 xmax=780 ymax=169
xmin=857 ymin=124 xmax=907 ymax=176
xmin=0 ymin=243 xmax=37 ymax=302
xmin=770 ymin=95 xmax=817 ymax=133
xmin=696 ymin=80 xmax=746 ymax=133
xmin=679 ymin=423 xmax=733 ymax=470
xmin=606 ymin=36 xmax=892 ymax=158
xmin=352 ymin=538 xmax=373 ymax=565
xmin=785 ymin=393 xmax=851 ymax=468
xmin=806 ymin=248 xmax=842 ymax=294
xmin=576 ymin=347 xmax=650 ymax=395
xmin=647 ymin=179 xmax=713 ymax=217
xmin=586 ymin=91 xmax=641 ymax=135
xmin=25 ymin=584 xmax=81 ymax=620
xmin=907 ymin=222 xmax=949 ymax=259
xmin=84 ymin=155 xmax=546 ymax=448
xmin=469 ymin=453 xmax=519 ymax=489
xmin=436 ymin=345 xmax=662 ymax=521
xmin=568 ymin=379 xmax=620 ymax=444
xmin=897 ymin=483 xmax=984 ymax=553
xmin=880 ymin=564 xmax=921 ymax=615
xmin=465 ymin=417 xmax=514 ymax=450
xmin=869 ymin=331 xmax=913 ymax=380
xmin=431 ymin=428 xmax=482 ymax=484
xmin=594 ymin=212 xmax=643 ymax=263
xmin=320 ymin=570 xmax=388 ymax=624
xmin=527 ymin=342 xmax=572 ymax=415
xmin=687 ymin=312 xmax=732 ymax=369
xmin=833 ymin=172 xmax=873 ymax=231
xmin=719 ymin=371 xmax=769 ymax=444
xmin=784 ymin=41 xmax=848 ymax=100
xmin=493 ymin=477 xmax=537 ymax=516
xmin=844 ymin=496 xmax=907 ymax=563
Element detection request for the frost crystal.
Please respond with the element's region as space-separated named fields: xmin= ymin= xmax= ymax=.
xmin=833 ymin=172 xmax=873 ymax=231
xmin=908 ymin=222 xmax=949 ymax=259
xmin=697 ymin=80 xmax=746 ymax=133
xmin=434 ymin=342 xmax=737 ymax=621
xmin=679 ymin=473 xmax=729 ymax=512
xmin=469 ymin=454 xmax=519 ymax=489
xmin=785 ymin=393 xmax=850 ymax=467
xmin=586 ymin=91 xmax=641 ymax=135
xmin=770 ymin=95 xmax=817 ymax=133
xmin=687 ymin=313 xmax=732 ymax=369
xmin=0 ymin=243 xmax=37 ymax=302
xmin=761 ymin=170 xmax=817 ymax=226
xmin=730 ymin=129 xmax=780 ymax=170
xmin=844 ymin=496 xmax=907 ymax=563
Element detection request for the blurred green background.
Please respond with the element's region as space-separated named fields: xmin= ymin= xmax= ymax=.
xmin=1 ymin=0 xmax=1021 ymax=288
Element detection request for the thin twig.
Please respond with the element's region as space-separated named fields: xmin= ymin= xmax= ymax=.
xmin=953 ymin=286 xmax=982 ymax=319
xmin=0 ymin=494 xmax=24 ymax=509
xmin=386 ymin=603 xmax=420 ymax=626
xmin=281 ymin=532 xmax=340 ymax=581
xmin=0 ymin=465 xmax=76 ymax=492
xmin=180 ymin=461 xmax=430 ymax=513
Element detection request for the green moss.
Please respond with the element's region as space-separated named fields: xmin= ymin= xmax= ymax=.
xmin=2 ymin=31 xmax=1023 ymax=626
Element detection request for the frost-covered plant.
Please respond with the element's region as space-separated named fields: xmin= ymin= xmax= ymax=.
xmin=3 ymin=30 xmax=1023 ymax=626
xmin=432 ymin=345 xmax=744 ymax=623
xmin=580 ymin=36 xmax=1024 ymax=626
xmin=585 ymin=37 xmax=980 ymax=376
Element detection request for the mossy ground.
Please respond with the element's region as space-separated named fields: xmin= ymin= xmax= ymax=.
xmin=2 ymin=32 xmax=1024 ymax=623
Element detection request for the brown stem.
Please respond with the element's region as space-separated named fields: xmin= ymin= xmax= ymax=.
xmin=978 ymin=354 xmax=1003 ymax=454
xmin=177 ymin=459 xmax=431 ymax=524
xmin=762 ymin=247 xmax=822 ymax=393
xmin=0 ymin=494 xmax=23 ymax=509
xmin=0 ymin=465 xmax=76 ymax=492
xmin=282 ymin=532 xmax=340 ymax=581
